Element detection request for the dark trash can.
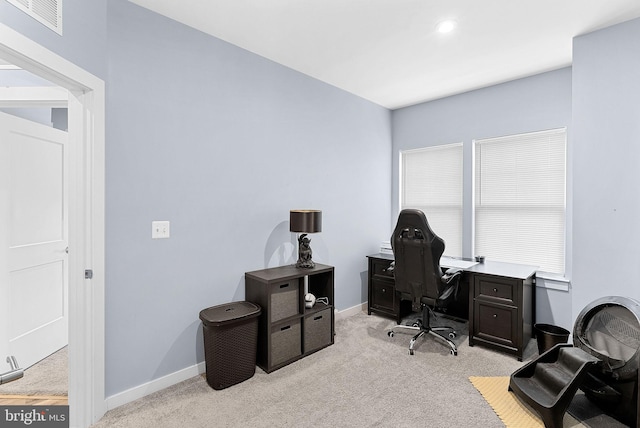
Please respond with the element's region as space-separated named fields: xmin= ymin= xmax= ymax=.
xmin=534 ymin=323 xmax=570 ymax=354
xmin=199 ymin=301 xmax=261 ymax=390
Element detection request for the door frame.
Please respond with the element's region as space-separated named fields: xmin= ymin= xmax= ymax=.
xmin=0 ymin=23 xmax=106 ymax=427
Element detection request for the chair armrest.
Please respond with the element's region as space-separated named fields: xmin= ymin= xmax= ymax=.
xmin=437 ymin=268 xmax=463 ymax=306
xmin=387 ymin=261 xmax=395 ymax=273
xmin=441 ymin=268 xmax=462 ymax=284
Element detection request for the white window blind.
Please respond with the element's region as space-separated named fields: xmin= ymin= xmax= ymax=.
xmin=401 ymin=143 xmax=463 ymax=257
xmin=474 ymin=128 xmax=566 ymax=274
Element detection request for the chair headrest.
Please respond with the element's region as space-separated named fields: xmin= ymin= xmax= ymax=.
xmin=393 ymin=209 xmax=437 ymax=243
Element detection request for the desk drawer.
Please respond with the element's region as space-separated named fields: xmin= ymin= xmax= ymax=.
xmin=473 ymin=301 xmax=517 ymax=349
xmin=370 ymin=278 xmax=395 ymax=312
xmin=474 ymin=275 xmax=516 ymax=305
xmin=371 ymin=259 xmax=395 ymax=279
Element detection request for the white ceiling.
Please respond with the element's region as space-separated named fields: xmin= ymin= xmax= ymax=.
xmin=129 ymin=0 xmax=640 ymax=109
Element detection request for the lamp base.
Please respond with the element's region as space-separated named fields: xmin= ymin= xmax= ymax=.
xmin=295 ymin=234 xmax=315 ymax=269
xmin=295 ymin=259 xmax=315 ymax=269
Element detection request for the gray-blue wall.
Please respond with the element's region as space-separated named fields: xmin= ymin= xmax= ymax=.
xmin=572 ymin=18 xmax=640 ymax=321
xmin=392 ymin=68 xmax=574 ymax=329
xmin=104 ymin=0 xmax=391 ymax=396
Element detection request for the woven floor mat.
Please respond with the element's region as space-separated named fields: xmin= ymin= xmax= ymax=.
xmin=469 ymin=376 xmax=584 ymax=428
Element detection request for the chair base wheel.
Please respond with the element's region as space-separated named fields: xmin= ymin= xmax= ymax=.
xmin=388 ymin=331 xmax=394 ymax=337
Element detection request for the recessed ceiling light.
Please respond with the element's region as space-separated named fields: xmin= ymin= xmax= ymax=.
xmin=437 ymin=20 xmax=457 ymax=34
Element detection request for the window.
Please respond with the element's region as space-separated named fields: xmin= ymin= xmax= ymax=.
xmin=474 ymin=128 xmax=566 ymax=274
xmin=400 ymin=143 xmax=463 ymax=257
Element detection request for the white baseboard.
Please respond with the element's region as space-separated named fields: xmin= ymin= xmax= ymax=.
xmin=335 ymin=302 xmax=367 ymax=321
xmin=105 ymin=302 xmax=368 ymax=411
xmin=105 ymin=361 xmax=205 ymax=411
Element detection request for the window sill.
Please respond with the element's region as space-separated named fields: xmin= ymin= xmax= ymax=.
xmin=535 ymin=271 xmax=570 ymax=292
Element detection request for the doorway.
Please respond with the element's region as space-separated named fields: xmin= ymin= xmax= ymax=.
xmin=0 ymin=23 xmax=106 ymax=428
xmin=0 ymin=106 xmax=69 ymax=399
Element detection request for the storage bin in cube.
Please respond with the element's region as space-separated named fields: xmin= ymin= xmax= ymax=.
xmin=304 ymin=308 xmax=332 ymax=353
xmin=199 ymin=301 xmax=261 ymax=390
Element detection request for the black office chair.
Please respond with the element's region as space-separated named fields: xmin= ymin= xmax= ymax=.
xmin=387 ymin=209 xmax=462 ymax=356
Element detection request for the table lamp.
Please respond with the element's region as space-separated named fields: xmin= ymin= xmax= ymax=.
xmin=290 ymin=210 xmax=322 ymax=268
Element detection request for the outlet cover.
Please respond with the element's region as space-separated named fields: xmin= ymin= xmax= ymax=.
xmin=152 ymin=221 xmax=170 ymax=239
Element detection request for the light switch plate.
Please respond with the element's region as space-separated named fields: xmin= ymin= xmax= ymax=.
xmin=152 ymin=221 xmax=170 ymax=239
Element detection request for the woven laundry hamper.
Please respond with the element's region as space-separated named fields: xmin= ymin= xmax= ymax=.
xmin=199 ymin=301 xmax=261 ymax=390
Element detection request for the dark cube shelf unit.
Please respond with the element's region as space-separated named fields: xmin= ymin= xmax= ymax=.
xmin=245 ymin=263 xmax=334 ymax=373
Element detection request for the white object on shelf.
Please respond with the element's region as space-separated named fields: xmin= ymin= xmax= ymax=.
xmin=380 ymin=241 xmax=392 ymax=254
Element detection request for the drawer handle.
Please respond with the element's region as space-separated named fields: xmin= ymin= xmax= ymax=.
xmin=493 ymin=314 xmax=497 ymax=318
xmin=382 ymin=288 xmax=386 ymax=293
xmin=493 ymin=288 xmax=498 ymax=293
xmin=280 ymin=284 xmax=289 ymax=289
xmin=280 ymin=325 xmax=291 ymax=331
xmin=314 ymin=315 xmax=323 ymax=321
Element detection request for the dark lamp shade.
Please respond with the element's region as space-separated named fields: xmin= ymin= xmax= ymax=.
xmin=290 ymin=210 xmax=322 ymax=233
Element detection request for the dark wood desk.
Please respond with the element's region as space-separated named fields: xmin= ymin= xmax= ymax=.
xmin=366 ymin=253 xmax=537 ymax=360
xmin=367 ymin=253 xmax=470 ymax=321
xmin=367 ymin=253 xmax=411 ymax=323
xmin=466 ymin=260 xmax=537 ymax=361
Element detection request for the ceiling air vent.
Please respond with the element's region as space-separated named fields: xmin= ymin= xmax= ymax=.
xmin=5 ymin=0 xmax=62 ymax=35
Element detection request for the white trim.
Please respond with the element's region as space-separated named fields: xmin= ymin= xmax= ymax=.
xmin=105 ymin=362 xmax=206 ymax=411
xmin=536 ymin=271 xmax=570 ymax=283
xmin=335 ymin=303 xmax=367 ymax=321
xmin=0 ymin=86 xmax=68 ymax=107
xmin=0 ymin=25 xmax=96 ymax=90
xmin=0 ymin=23 xmax=105 ymax=428
xmin=399 ymin=141 xmax=464 ymax=155
xmin=535 ymin=274 xmax=570 ymax=292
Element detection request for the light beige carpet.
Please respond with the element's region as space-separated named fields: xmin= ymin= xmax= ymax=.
xmin=0 ymin=347 xmax=67 ymax=396
xmin=93 ymin=313 xmax=528 ymax=427
xmin=93 ymin=314 xmax=629 ymax=427
xmin=469 ymin=376 xmax=584 ymax=428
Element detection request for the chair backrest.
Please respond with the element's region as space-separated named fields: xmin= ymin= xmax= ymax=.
xmin=391 ymin=209 xmax=445 ymax=304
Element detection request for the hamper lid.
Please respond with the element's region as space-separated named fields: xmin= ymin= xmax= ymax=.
xmin=199 ymin=301 xmax=261 ymax=326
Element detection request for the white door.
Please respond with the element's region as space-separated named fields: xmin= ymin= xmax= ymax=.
xmin=0 ymin=110 xmax=68 ymax=371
